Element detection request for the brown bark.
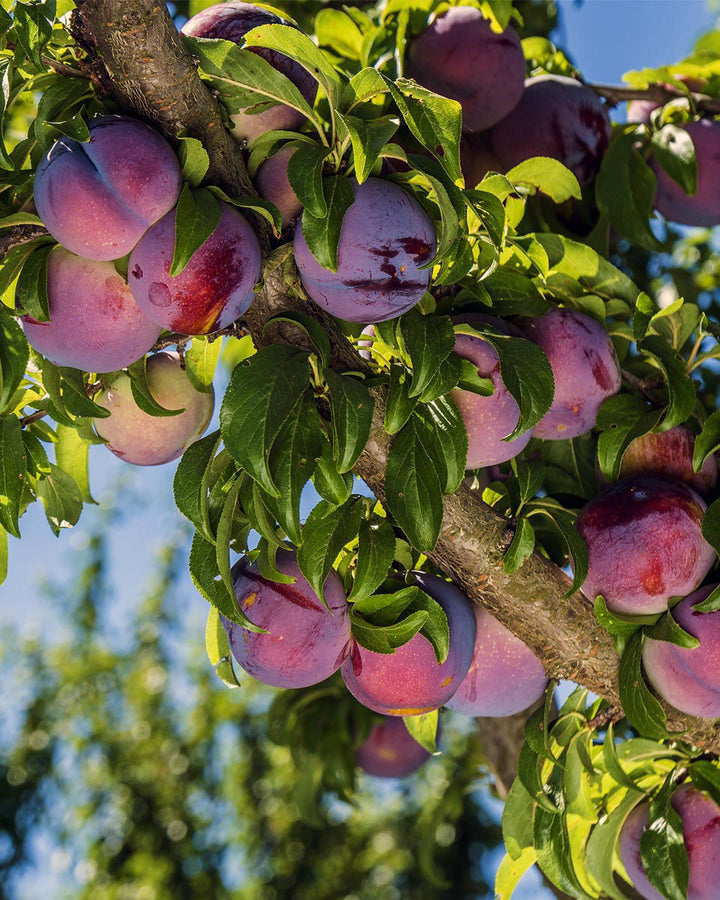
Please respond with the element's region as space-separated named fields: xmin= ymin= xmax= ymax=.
xmin=46 ymin=0 xmax=720 ymax=754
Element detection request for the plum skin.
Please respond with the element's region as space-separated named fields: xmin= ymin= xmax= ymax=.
xmin=181 ymin=2 xmax=317 ymax=145
xmin=445 ymin=604 xmax=547 ymax=717
xmin=254 ymin=146 xmax=301 ymax=228
xmin=619 ymin=785 xmax=720 ymax=900
xmin=128 ymin=201 xmax=262 ymax=336
xmin=294 ymin=178 xmax=436 ymax=324
xmin=356 ymin=716 xmax=431 ymax=778
xmin=642 ymin=585 xmax=720 ymax=718
xmin=93 ymin=351 xmax=214 ymax=466
xmin=450 ymin=316 xmax=532 ymax=468
xmin=518 ymin=307 xmax=621 ymax=440
xmin=653 ymin=119 xmax=720 ymax=227
xmin=576 ymin=476 xmax=715 ymax=616
xmin=490 ymin=75 xmax=611 ymax=185
xmin=341 ymin=573 xmax=476 ymax=716
xmin=407 ymin=6 xmax=525 ymax=133
xmin=34 ymin=115 xmax=182 ymax=261
xmin=220 ymin=550 xmax=352 ymax=689
xmin=22 ymin=247 xmax=160 ymax=373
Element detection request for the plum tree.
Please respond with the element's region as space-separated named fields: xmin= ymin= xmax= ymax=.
xmin=181 ymin=2 xmax=317 ymax=144
xmin=445 ymin=604 xmax=547 ymax=717
xmin=642 ymin=585 xmax=720 ymax=717
xmin=406 ymin=5 xmax=526 ymax=133
xmin=221 ymin=550 xmax=352 ymax=688
xmin=518 ymin=307 xmax=621 ymax=440
xmin=341 ymin=574 xmax=476 ymax=715
xmin=93 ymin=351 xmax=214 ymax=466
xmin=22 ymin=247 xmax=160 ymax=372
xmin=356 ymin=716 xmax=431 ymax=778
xmin=490 ymin=75 xmax=611 ymax=184
xmin=34 ymin=115 xmax=182 ymax=260
xmin=576 ymin=477 xmax=715 ymax=616
xmin=293 ymin=177 xmax=436 ymax=323
xmin=128 ymin=201 xmax=262 ymax=335
xmin=653 ymin=119 xmax=720 ymax=226
xmin=254 ymin=146 xmax=301 ymax=228
xmin=619 ymin=785 xmax=720 ymax=900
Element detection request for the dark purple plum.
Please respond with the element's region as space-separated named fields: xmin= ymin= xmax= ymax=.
xmin=128 ymin=201 xmax=261 ymax=335
xmin=619 ymin=785 xmax=720 ymax=900
xmin=293 ymin=178 xmax=436 ymax=324
xmin=181 ymin=2 xmax=317 ymax=145
xmin=407 ymin=6 xmax=525 ymax=133
xmin=34 ymin=115 xmax=181 ymax=261
xmin=576 ymin=477 xmax=715 ymax=616
xmin=356 ymin=717 xmax=431 ymax=778
xmin=490 ymin=75 xmax=611 ymax=185
xmin=341 ymin=573 xmax=476 ymax=716
xmin=446 ymin=604 xmax=547 ymax=717
xmin=254 ymin=145 xmax=301 ymax=227
xmin=653 ymin=119 xmax=720 ymax=226
xmin=22 ymin=247 xmax=160 ymax=372
xmin=221 ymin=551 xmax=352 ymax=689
xmin=518 ymin=307 xmax=621 ymax=440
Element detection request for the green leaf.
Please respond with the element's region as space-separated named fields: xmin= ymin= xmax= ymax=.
xmin=351 ymin=607 xmax=428 ymax=653
xmin=264 ymin=311 xmax=332 ymax=369
xmin=177 ymin=134 xmax=210 ymax=187
xmin=640 ymin=775 xmax=689 ymax=900
xmin=506 ymin=157 xmax=581 ymax=203
xmin=170 ymin=185 xmax=222 ymax=277
xmin=415 ymin=396 xmax=468 ymax=495
xmin=400 ymin=311 xmax=455 ymax=399
xmin=644 ymin=609 xmax=699 ymax=649
xmin=564 ymin=733 xmax=597 ymax=822
xmin=0 ymin=523 xmax=6 ymax=587
xmin=693 ymin=410 xmax=720 ymax=474
xmin=299 ymin=175 xmax=355 ymax=272
xmin=127 ymin=360 xmax=185 ymax=418
xmin=342 ymin=67 xmax=390 ymax=108
xmin=316 ymin=8 xmax=365 ymax=62
xmin=15 ymin=243 xmax=52 ymax=321
xmin=189 ymin=531 xmax=261 ymax=630
xmin=503 ymin=517 xmax=535 ymax=574
xmin=341 ymin=113 xmax=398 ymax=184
xmin=495 ymin=848 xmax=537 ymax=900
xmin=286 ymin=142 xmax=331 ymax=218
xmin=58 ymin=368 xmax=110 ymax=419
xmin=618 ymin=631 xmax=668 ymax=741
xmin=602 ymin=722 xmax=644 ymax=792
xmin=173 ymin=430 xmax=221 ymax=542
xmin=55 ymin=424 xmax=95 ymax=504
xmin=297 ymin=497 xmax=364 ymax=606
xmin=585 ymin=788 xmax=645 ymax=900
xmin=701 ymin=497 xmax=720 ymax=557
xmin=220 ymin=345 xmax=312 ymax=496
xmin=205 ymin=604 xmax=231 ymax=666
xmin=348 ymin=517 xmax=396 ymax=603
xmin=689 ymin=760 xmax=720 ymax=811
xmin=640 ymin=335 xmax=696 ymax=430
xmin=311 ymin=441 xmax=353 ymax=506
xmin=596 ymin=393 xmax=660 ymax=482
xmin=0 ymin=306 xmax=29 ymax=415
xmin=403 ymin=709 xmax=439 ymax=754
xmin=594 ymin=596 xmax=643 ymax=655
xmin=184 ymin=336 xmax=222 ymax=393
xmin=652 ymin=124 xmax=697 ymax=196
xmin=533 ymin=796 xmax=589 ymax=898
xmin=324 ymin=368 xmax=374 ymax=473
xmin=502 ymin=776 xmax=536 ymax=860
xmin=689 ymin=582 xmax=720 ymax=613
xmin=386 ymin=417 xmax=444 ymax=552
xmin=596 ymin=132 xmax=661 ymax=251
xmin=384 ymin=365 xmax=419 ymax=434
xmin=215 ymin=477 xmax=242 ymax=601
xmin=36 ymin=463 xmax=82 ymax=536
xmin=0 ymin=416 xmax=25 ymax=538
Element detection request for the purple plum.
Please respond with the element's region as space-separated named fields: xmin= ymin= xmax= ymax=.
xmin=653 ymin=119 xmax=720 ymax=227
xmin=254 ymin=145 xmax=301 ymax=228
xmin=356 ymin=716 xmax=431 ymax=778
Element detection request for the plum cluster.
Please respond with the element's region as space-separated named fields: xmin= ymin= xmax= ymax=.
xmin=220 ymin=553 xmax=548 ymax=779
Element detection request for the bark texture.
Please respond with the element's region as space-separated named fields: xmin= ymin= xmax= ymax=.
xmin=57 ymin=0 xmax=720 ymax=754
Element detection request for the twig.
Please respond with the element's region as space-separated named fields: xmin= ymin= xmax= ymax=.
xmin=20 ymin=409 xmax=48 ymax=428
xmin=591 ymin=82 xmax=720 ymax=115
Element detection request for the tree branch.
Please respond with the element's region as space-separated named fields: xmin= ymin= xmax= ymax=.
xmin=591 ymin=82 xmax=720 ymax=115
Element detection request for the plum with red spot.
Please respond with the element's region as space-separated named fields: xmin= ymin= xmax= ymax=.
xmin=653 ymin=119 xmax=720 ymax=226
xmin=518 ymin=307 xmax=621 ymax=440
xmin=356 ymin=716 xmax=432 ymax=778
xmin=254 ymin=146 xmax=301 ymax=228
xmin=294 ymin=177 xmax=436 ymax=324
xmin=490 ymin=75 xmax=611 ymax=185
xmin=446 ymin=604 xmax=547 ymax=717
xmin=450 ymin=315 xmax=533 ymax=468
xmin=22 ymin=247 xmax=160 ymax=372
xmin=128 ymin=201 xmax=261 ymax=336
xmin=181 ymin=2 xmax=317 ymax=145
xmin=407 ymin=6 xmax=526 ymax=133
xmin=93 ymin=351 xmax=214 ymax=466
xmin=642 ymin=584 xmax=720 ymax=718
xmin=576 ymin=476 xmax=715 ymax=616
xmin=34 ymin=115 xmax=181 ymax=261
xmin=598 ymin=425 xmax=717 ymax=497
xmin=341 ymin=573 xmax=476 ymax=716
xmin=221 ymin=551 xmax=352 ymax=689
xmin=619 ymin=785 xmax=720 ymax=900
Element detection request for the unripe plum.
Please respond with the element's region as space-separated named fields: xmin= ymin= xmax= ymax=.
xmin=221 ymin=550 xmax=352 ymax=689
xmin=181 ymin=2 xmax=317 ymax=145
xmin=407 ymin=6 xmax=526 ymax=133
xmin=128 ymin=201 xmax=261 ymax=335
xmin=341 ymin=573 xmax=476 ymax=716
xmin=490 ymin=75 xmax=611 ymax=185
xmin=598 ymin=425 xmax=717 ymax=497
xmin=34 ymin=115 xmax=182 ymax=261
xmin=22 ymin=247 xmax=160 ymax=372
xmin=293 ymin=178 xmax=436 ymax=324
xmin=446 ymin=604 xmax=547 ymax=717
xmin=254 ymin=146 xmax=301 ymax=228
xmin=518 ymin=307 xmax=621 ymax=440
xmin=619 ymin=785 xmax=720 ymax=900
xmin=576 ymin=477 xmax=715 ymax=616
xmin=356 ymin=716 xmax=431 ymax=778
xmin=450 ymin=316 xmax=532 ymax=468
xmin=642 ymin=585 xmax=720 ymax=718
xmin=653 ymin=119 xmax=720 ymax=227
xmin=93 ymin=351 xmax=214 ymax=466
